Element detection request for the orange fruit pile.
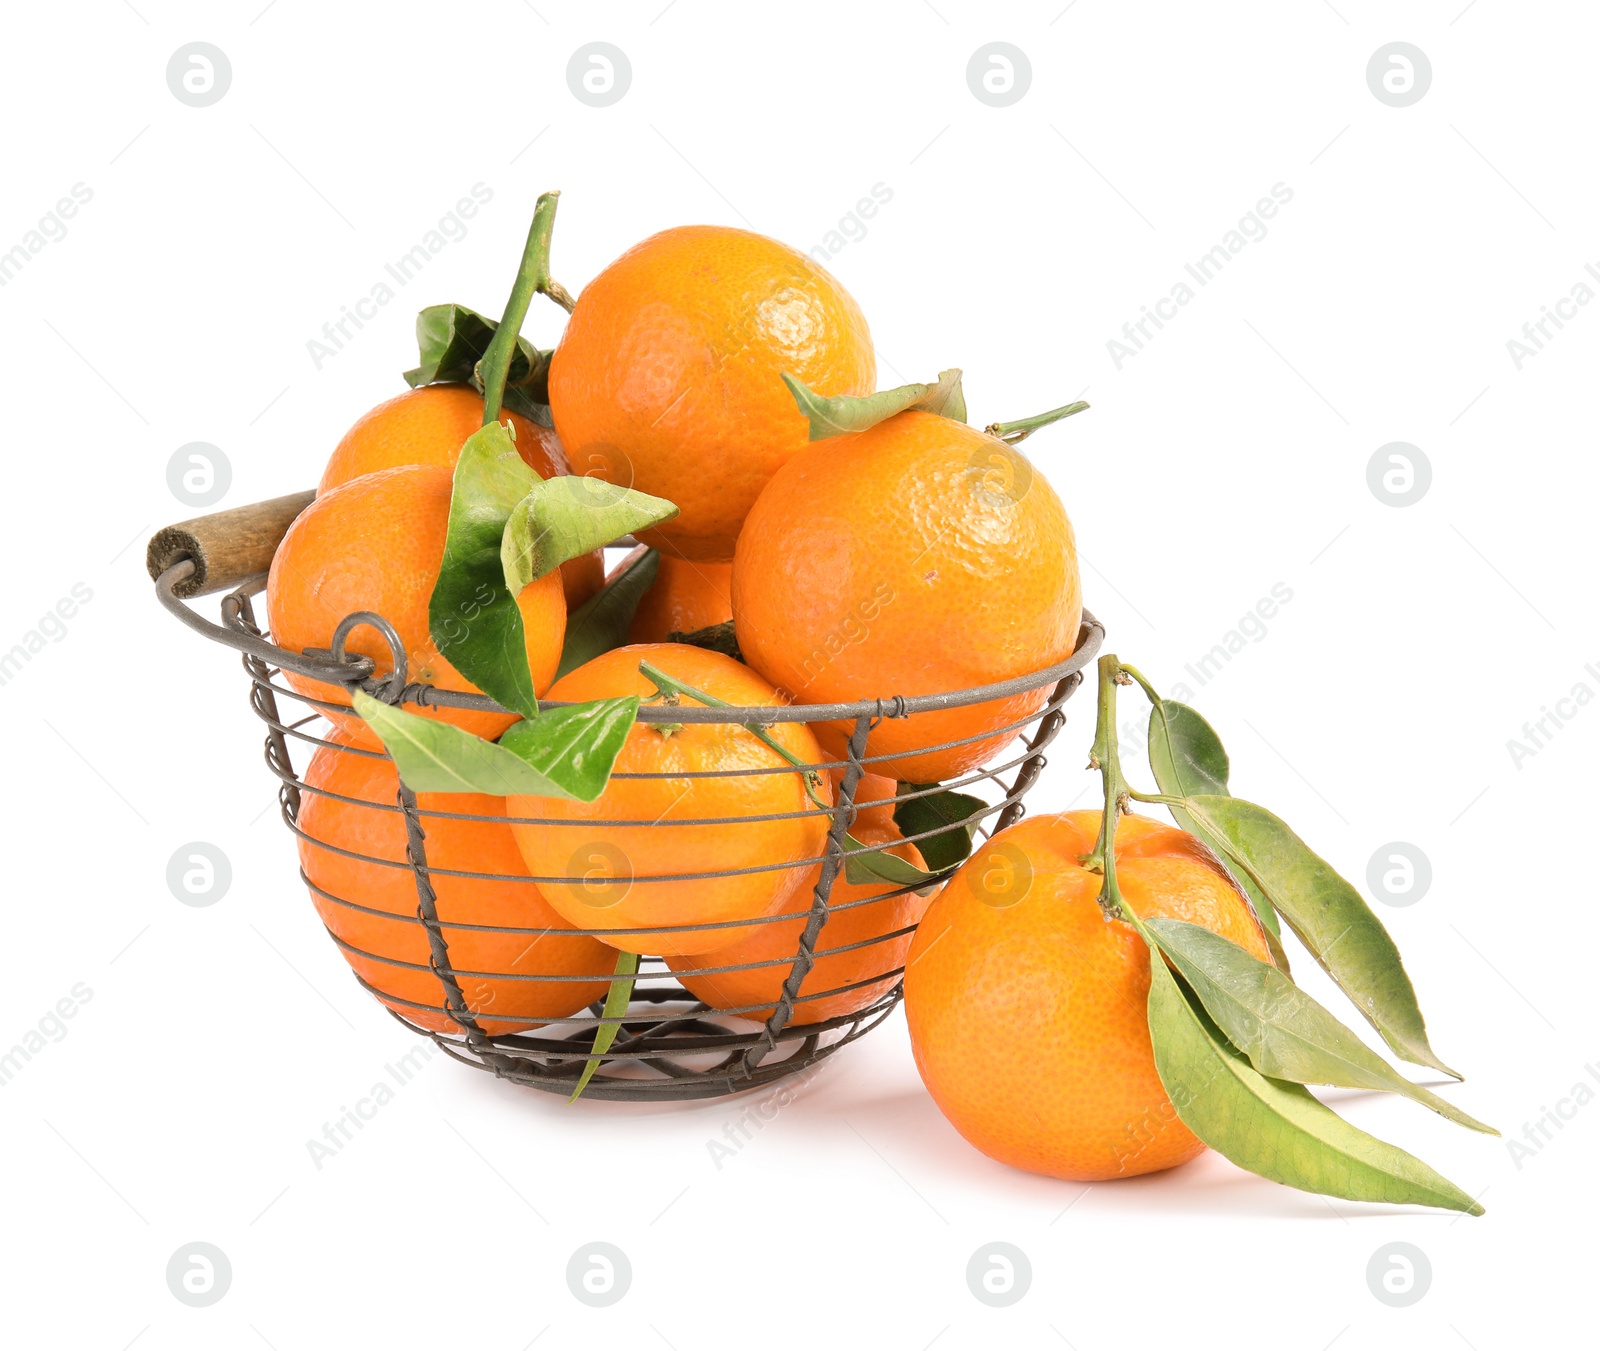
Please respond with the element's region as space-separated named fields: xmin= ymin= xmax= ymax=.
xmin=263 ymin=209 xmax=1103 ymax=1132
xmin=226 ymin=197 xmax=1487 ymax=1219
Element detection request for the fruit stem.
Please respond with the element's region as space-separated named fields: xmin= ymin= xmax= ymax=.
xmin=480 ymin=190 xmax=574 ymax=427
xmin=1111 ymin=661 xmax=1210 ymax=805
xmin=1111 ymin=663 xmax=1199 ymax=811
xmin=636 ymin=661 xmax=829 ymax=808
xmin=635 ymin=660 xmax=925 ymax=888
xmin=985 ymin=399 xmax=1089 ymax=445
xmin=1125 ymin=788 xmax=1187 ymax=807
xmin=1081 ymin=653 xmax=1134 ymax=921
xmin=1117 ymin=661 xmax=1163 ymax=708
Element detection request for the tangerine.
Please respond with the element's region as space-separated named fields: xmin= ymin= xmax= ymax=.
xmin=627 ymin=552 xmax=733 ymax=644
xmin=733 ymin=410 xmax=1082 ymax=782
xmin=548 ymin=225 xmax=875 ymax=561
xmin=267 ymin=464 xmax=566 ymax=745
xmin=903 ymin=810 xmax=1271 ymax=1182
xmin=297 ymin=730 xmax=613 ymax=1035
xmin=666 ymin=818 xmax=935 ymax=1025
xmin=507 ymin=644 xmax=830 ymax=956
xmin=559 ymin=548 xmax=607 ymax=611
xmin=318 ymin=383 xmax=566 ymax=492
xmin=317 ymin=382 xmax=601 ymax=610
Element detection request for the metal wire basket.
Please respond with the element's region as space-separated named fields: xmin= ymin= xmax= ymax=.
xmin=149 ymin=493 xmax=1105 ymax=1101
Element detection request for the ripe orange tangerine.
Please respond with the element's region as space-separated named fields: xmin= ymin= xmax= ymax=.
xmin=733 ymin=410 xmax=1082 ymax=783
xmin=267 ymin=464 xmax=566 ymax=746
xmin=548 ymin=225 xmax=875 ymax=561
xmin=904 ymin=810 xmax=1271 ymax=1182
xmin=667 ymin=818 xmax=935 ymax=1025
xmin=318 ymin=383 xmax=567 ymax=492
xmin=627 ymin=552 xmax=733 ymax=644
xmin=507 ymin=644 xmax=830 ymax=957
xmin=298 ymin=730 xmax=613 ymax=1035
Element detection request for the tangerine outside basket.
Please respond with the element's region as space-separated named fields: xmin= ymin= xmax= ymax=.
xmin=149 ymin=492 xmax=1105 ymax=1101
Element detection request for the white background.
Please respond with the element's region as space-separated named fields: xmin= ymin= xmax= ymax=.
xmin=1 ymin=1 xmax=1594 ymax=1346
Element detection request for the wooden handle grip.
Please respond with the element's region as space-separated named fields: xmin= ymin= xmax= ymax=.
xmin=146 ymin=490 xmax=315 ymax=599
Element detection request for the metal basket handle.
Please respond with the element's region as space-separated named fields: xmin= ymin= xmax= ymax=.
xmin=146 ymin=489 xmax=315 ymax=599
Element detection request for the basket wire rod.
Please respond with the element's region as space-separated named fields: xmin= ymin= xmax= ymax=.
xmin=186 ymin=562 xmax=1104 ymax=727
xmin=282 ymin=775 xmax=1029 ymax=892
xmin=205 ymin=568 xmax=377 ymax=685
xmin=991 ymin=671 xmax=1080 ymax=836
xmin=264 ymin=690 xmax=1051 ymax=814
xmin=393 ymin=779 xmax=519 ymax=1073
xmin=741 ymin=713 xmax=872 ymax=1078
xmin=246 ymin=662 xmax=1085 ymax=777
xmin=325 ymin=610 xmax=409 ymax=702
xmin=305 ymin=864 xmax=926 ymax=941
xmin=233 ymin=590 xmax=302 ymax=821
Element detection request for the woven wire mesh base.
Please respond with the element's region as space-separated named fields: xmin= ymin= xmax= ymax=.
xmin=387 ymin=988 xmax=904 ymax=1102
xmin=165 ymin=562 xmax=1101 ymax=1102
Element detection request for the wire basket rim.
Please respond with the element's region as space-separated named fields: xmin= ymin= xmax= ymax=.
xmin=154 ymin=560 xmax=1103 ymax=725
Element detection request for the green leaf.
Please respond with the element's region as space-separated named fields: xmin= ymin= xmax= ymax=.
xmin=892 ymin=783 xmax=987 ymax=873
xmin=427 ymin=422 xmax=542 ymax=719
xmin=916 ymin=367 xmax=967 ymax=420
xmin=353 ymin=690 xmax=636 ymax=802
xmin=404 ymin=302 xmax=553 ymax=412
xmin=557 ymin=547 xmax=659 ymax=680
xmin=841 ymin=833 xmax=936 ymax=888
xmin=1182 ymin=794 xmax=1461 ymax=1081
xmin=1146 ymin=699 xmax=1284 ymax=951
xmin=569 ymin=950 xmax=640 ymax=1102
xmin=1145 ymin=955 xmax=1484 ymax=1215
xmin=1147 ymin=699 xmax=1230 ymax=797
xmin=497 ymin=696 xmax=641 ymax=802
xmin=665 ymin=620 xmax=743 ymax=663
xmin=501 ymin=477 xmax=679 ymax=595
xmin=354 ymin=691 xmax=563 ymax=795
xmin=500 ymin=386 xmax=556 ymax=428
xmin=1145 ymin=918 xmax=1494 ymax=1135
xmin=985 ymin=399 xmax=1090 ymax=444
xmin=782 ymin=368 xmax=967 ymax=441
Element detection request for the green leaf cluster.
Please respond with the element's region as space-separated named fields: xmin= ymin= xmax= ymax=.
xmin=502 ymin=478 xmax=678 ymax=597
xmin=428 ymin=423 xmax=545 ymax=719
xmin=404 ymin=302 xmax=553 ymax=425
xmin=1083 ymin=658 xmax=1493 ymax=1214
xmin=425 ymin=421 xmax=677 ymax=723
